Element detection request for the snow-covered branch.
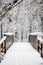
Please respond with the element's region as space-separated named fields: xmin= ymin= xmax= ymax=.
xmin=0 ymin=0 xmax=23 ymax=20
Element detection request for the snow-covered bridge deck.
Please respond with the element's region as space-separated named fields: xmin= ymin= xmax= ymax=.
xmin=0 ymin=42 xmax=43 ymax=65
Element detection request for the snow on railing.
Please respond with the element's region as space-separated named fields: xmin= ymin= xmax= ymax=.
xmin=0 ymin=36 xmax=6 ymax=63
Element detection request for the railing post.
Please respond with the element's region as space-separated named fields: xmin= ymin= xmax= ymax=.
xmin=38 ymin=40 xmax=39 ymax=52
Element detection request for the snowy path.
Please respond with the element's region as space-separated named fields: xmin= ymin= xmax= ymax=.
xmin=0 ymin=42 xmax=43 ymax=65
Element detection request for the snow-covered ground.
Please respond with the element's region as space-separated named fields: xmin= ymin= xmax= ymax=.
xmin=0 ymin=42 xmax=43 ymax=65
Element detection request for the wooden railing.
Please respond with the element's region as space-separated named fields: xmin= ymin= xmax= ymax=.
xmin=0 ymin=36 xmax=6 ymax=54
xmin=37 ymin=35 xmax=43 ymax=57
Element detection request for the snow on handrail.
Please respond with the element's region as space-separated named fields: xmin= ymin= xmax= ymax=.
xmin=0 ymin=36 xmax=6 ymax=45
